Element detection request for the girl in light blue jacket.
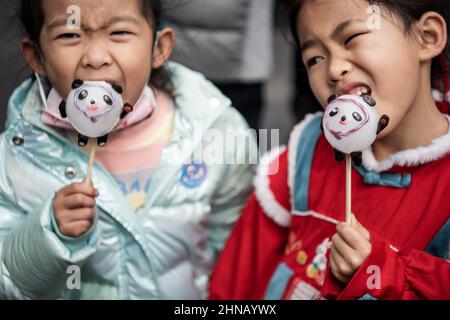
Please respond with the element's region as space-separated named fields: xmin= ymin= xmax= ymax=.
xmin=0 ymin=0 xmax=256 ymax=299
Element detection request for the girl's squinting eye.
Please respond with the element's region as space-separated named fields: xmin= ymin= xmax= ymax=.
xmin=57 ymin=33 xmax=80 ymax=40
xmin=344 ymin=33 xmax=367 ymax=46
xmin=111 ymin=31 xmax=132 ymax=37
xmin=306 ymin=56 xmax=324 ymax=68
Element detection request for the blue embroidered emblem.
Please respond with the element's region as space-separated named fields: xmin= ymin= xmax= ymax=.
xmin=180 ymin=161 xmax=207 ymax=189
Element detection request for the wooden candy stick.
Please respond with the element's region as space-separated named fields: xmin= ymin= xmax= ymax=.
xmin=85 ymin=143 xmax=97 ymax=184
xmin=346 ymin=154 xmax=352 ymax=224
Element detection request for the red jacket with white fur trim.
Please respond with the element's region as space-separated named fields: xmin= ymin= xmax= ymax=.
xmin=209 ymin=112 xmax=450 ymax=300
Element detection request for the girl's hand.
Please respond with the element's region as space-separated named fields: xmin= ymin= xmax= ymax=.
xmin=329 ymin=214 xmax=372 ymax=284
xmin=53 ymin=182 xmax=99 ymax=238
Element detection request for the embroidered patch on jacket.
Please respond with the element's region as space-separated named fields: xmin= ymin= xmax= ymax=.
xmin=180 ymin=161 xmax=207 ymax=189
xmin=284 ymin=232 xmax=309 ymax=265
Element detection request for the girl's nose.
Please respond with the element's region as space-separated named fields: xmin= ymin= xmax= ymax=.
xmin=90 ymin=100 xmax=96 ymax=105
xmin=82 ymin=41 xmax=113 ymax=70
xmin=327 ymin=54 xmax=353 ymax=85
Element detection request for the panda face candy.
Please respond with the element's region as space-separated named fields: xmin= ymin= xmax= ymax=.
xmin=64 ymin=80 xmax=125 ymax=138
xmin=322 ymin=95 xmax=389 ymax=155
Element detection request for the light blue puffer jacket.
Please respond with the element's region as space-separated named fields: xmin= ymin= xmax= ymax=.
xmin=0 ymin=62 xmax=256 ymax=300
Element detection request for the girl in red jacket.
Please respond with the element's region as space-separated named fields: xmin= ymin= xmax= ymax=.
xmin=210 ymin=0 xmax=450 ymax=300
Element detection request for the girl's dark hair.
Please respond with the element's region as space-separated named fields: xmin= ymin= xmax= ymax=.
xmin=19 ymin=0 xmax=174 ymax=95
xmin=276 ymin=0 xmax=450 ymax=90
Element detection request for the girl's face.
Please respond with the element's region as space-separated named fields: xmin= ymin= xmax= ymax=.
xmin=35 ymin=0 xmax=158 ymax=104
xmin=298 ymin=0 xmax=423 ymax=137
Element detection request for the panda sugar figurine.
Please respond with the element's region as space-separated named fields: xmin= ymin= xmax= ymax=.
xmin=59 ymin=79 xmax=133 ymax=147
xmin=322 ymin=94 xmax=390 ymax=166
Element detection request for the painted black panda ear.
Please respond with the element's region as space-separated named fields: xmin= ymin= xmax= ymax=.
xmin=333 ymin=148 xmax=345 ymax=162
xmin=72 ymin=79 xmax=83 ymax=89
xmin=120 ymin=103 xmax=133 ymax=119
xmin=350 ymin=152 xmax=363 ymax=167
xmin=377 ymin=115 xmax=390 ymax=135
xmin=111 ymin=83 xmax=123 ymax=94
xmin=327 ymin=94 xmax=338 ymax=104
xmin=59 ymin=100 xmax=67 ymax=119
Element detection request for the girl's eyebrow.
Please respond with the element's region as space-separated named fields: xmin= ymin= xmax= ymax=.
xmin=48 ymin=18 xmax=69 ymax=31
xmin=47 ymin=15 xmax=140 ymax=32
xmin=300 ymin=39 xmax=318 ymax=52
xmin=330 ymin=19 xmax=366 ymax=39
xmin=105 ymin=15 xmax=140 ymax=27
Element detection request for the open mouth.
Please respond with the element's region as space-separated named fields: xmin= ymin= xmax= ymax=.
xmin=336 ymin=83 xmax=372 ymax=97
xmin=349 ymin=85 xmax=371 ymax=96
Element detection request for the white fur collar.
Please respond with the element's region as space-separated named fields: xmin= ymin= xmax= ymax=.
xmin=254 ymin=145 xmax=291 ymax=227
xmin=362 ymin=115 xmax=450 ymax=172
xmin=432 ymin=89 xmax=450 ymax=104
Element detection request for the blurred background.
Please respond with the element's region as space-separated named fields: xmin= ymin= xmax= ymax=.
xmin=0 ymin=0 xmax=320 ymax=145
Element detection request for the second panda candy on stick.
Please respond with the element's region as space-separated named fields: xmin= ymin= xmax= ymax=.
xmin=322 ymin=94 xmax=390 ymax=223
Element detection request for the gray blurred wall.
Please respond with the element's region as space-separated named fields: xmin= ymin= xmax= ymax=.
xmin=0 ymin=0 xmax=31 ymax=132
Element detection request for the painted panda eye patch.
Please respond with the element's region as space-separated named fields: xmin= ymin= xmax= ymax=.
xmin=78 ymin=90 xmax=88 ymax=100
xmin=103 ymin=95 xmax=113 ymax=105
xmin=352 ymin=112 xmax=362 ymax=122
xmin=329 ymin=108 xmax=339 ymax=117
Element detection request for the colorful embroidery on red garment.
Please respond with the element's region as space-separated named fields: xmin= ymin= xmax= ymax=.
xmin=284 ymin=277 xmax=325 ymax=300
xmin=296 ymin=250 xmax=308 ymax=265
xmin=285 ymin=231 xmax=303 ymax=255
xmin=306 ymin=238 xmax=332 ymax=286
